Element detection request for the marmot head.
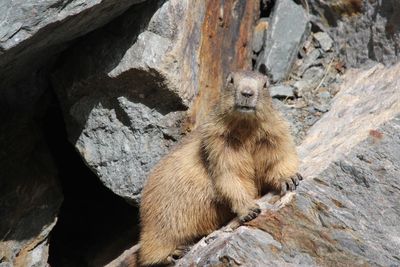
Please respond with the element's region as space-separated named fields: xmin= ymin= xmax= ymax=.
xmin=219 ymin=71 xmax=270 ymax=117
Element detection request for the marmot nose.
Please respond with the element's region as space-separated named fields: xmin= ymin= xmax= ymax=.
xmin=241 ymin=88 xmax=254 ymax=98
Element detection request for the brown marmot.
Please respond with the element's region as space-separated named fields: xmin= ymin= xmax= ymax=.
xmin=138 ymin=71 xmax=302 ymax=266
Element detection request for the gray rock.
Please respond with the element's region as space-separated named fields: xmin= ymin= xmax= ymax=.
xmin=256 ymin=0 xmax=310 ymax=82
xmin=69 ymin=96 xmax=185 ymax=204
xmin=308 ymin=0 xmax=400 ymax=67
xmin=177 ymin=226 xmax=309 ymax=267
xmin=177 ymin=63 xmax=400 ymax=266
xmin=313 ymin=102 xmax=329 ymax=113
xmin=0 ymin=1 xmax=147 ymax=264
xmin=272 ymin=99 xmax=318 ymax=145
xmin=0 ymin=0 xmax=146 ymax=87
xmin=317 ymin=90 xmax=331 ymax=100
xmin=0 ymin=140 xmax=62 ymax=266
xmin=252 ymin=18 xmax=268 ymax=53
xmin=53 ymin=0 xmax=205 ymax=204
xmin=270 ymin=84 xmax=295 ymax=99
xmin=296 ymin=48 xmax=321 ymax=76
xmin=313 ymin=32 xmax=333 ymax=52
xmin=293 ymin=66 xmax=325 ymax=92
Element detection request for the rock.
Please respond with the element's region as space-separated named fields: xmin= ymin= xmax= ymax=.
xmin=177 ymin=63 xmax=400 ymax=266
xmin=104 ymin=245 xmax=139 ymax=267
xmin=308 ymin=0 xmax=400 ymax=67
xmin=0 ymin=0 xmax=146 ymax=86
xmin=0 ymin=1 xmax=148 ymax=265
xmin=252 ymin=18 xmax=269 ymax=53
xmin=296 ymin=48 xmax=321 ymax=76
xmin=293 ymin=66 xmax=325 ymax=92
xmin=53 ymin=0 xmax=258 ymax=204
xmin=269 ymin=84 xmax=295 ymax=99
xmin=256 ymin=0 xmax=310 ymax=82
xmin=313 ymin=32 xmax=333 ymax=52
xmin=317 ymin=90 xmax=331 ymax=99
xmin=272 ymin=99 xmax=309 ymax=144
xmin=313 ymin=102 xmax=329 ymax=113
xmin=0 ymin=142 xmax=63 ymax=266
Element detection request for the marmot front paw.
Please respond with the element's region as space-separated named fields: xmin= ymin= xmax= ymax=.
xmin=239 ymin=203 xmax=261 ymax=223
xmin=280 ymin=173 xmax=303 ymax=195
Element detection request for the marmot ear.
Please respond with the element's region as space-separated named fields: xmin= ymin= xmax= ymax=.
xmin=226 ymin=73 xmax=234 ymax=86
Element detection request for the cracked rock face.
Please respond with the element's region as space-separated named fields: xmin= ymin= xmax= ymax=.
xmin=176 ymin=63 xmax=400 ymax=266
xmin=52 ymin=0 xmax=203 ymax=204
xmin=0 ymin=1 xmax=147 ymax=265
xmin=308 ymin=0 xmax=400 ymax=67
xmin=0 ymin=0 xmax=146 ymax=87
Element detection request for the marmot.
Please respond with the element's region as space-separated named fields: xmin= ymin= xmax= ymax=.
xmin=138 ymin=71 xmax=302 ymax=266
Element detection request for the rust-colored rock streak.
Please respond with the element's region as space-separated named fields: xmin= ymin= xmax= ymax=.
xmin=188 ymin=0 xmax=259 ymax=129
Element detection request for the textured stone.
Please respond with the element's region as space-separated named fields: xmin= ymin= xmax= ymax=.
xmin=177 ymin=63 xmax=400 ymax=266
xmin=293 ymin=66 xmax=324 ymax=92
xmin=296 ymin=48 xmax=321 ymax=76
xmin=256 ymin=0 xmax=310 ymax=82
xmin=104 ymin=245 xmax=139 ymax=267
xmin=0 ymin=1 xmax=147 ymax=265
xmin=308 ymin=0 xmax=400 ymax=67
xmin=270 ymin=84 xmax=295 ymax=99
xmin=0 ymin=0 xmax=145 ymax=87
xmin=252 ymin=18 xmax=268 ymax=53
xmin=0 ymin=143 xmax=62 ymax=266
xmin=313 ymin=32 xmax=333 ymax=52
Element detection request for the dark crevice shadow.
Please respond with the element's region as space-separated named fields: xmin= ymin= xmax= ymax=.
xmin=260 ymin=0 xmax=275 ymax=18
xmin=44 ymin=91 xmax=139 ymax=267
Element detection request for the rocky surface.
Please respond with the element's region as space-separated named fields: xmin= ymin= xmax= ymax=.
xmin=177 ymin=62 xmax=400 ymax=267
xmin=256 ymin=0 xmax=310 ymax=82
xmin=0 ymin=0 xmax=145 ymax=83
xmin=0 ymin=1 xmax=149 ymax=265
xmin=270 ymin=84 xmax=295 ymax=99
xmin=308 ymin=0 xmax=400 ymax=67
xmin=0 ymin=141 xmax=62 ymax=266
xmin=272 ymin=33 xmax=342 ymax=144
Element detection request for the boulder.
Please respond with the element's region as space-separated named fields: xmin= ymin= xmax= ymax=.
xmin=256 ymin=0 xmax=310 ymax=82
xmin=177 ymin=63 xmax=400 ymax=266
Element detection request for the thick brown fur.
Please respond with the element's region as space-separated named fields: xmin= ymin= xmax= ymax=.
xmin=138 ymin=71 xmax=300 ymax=266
